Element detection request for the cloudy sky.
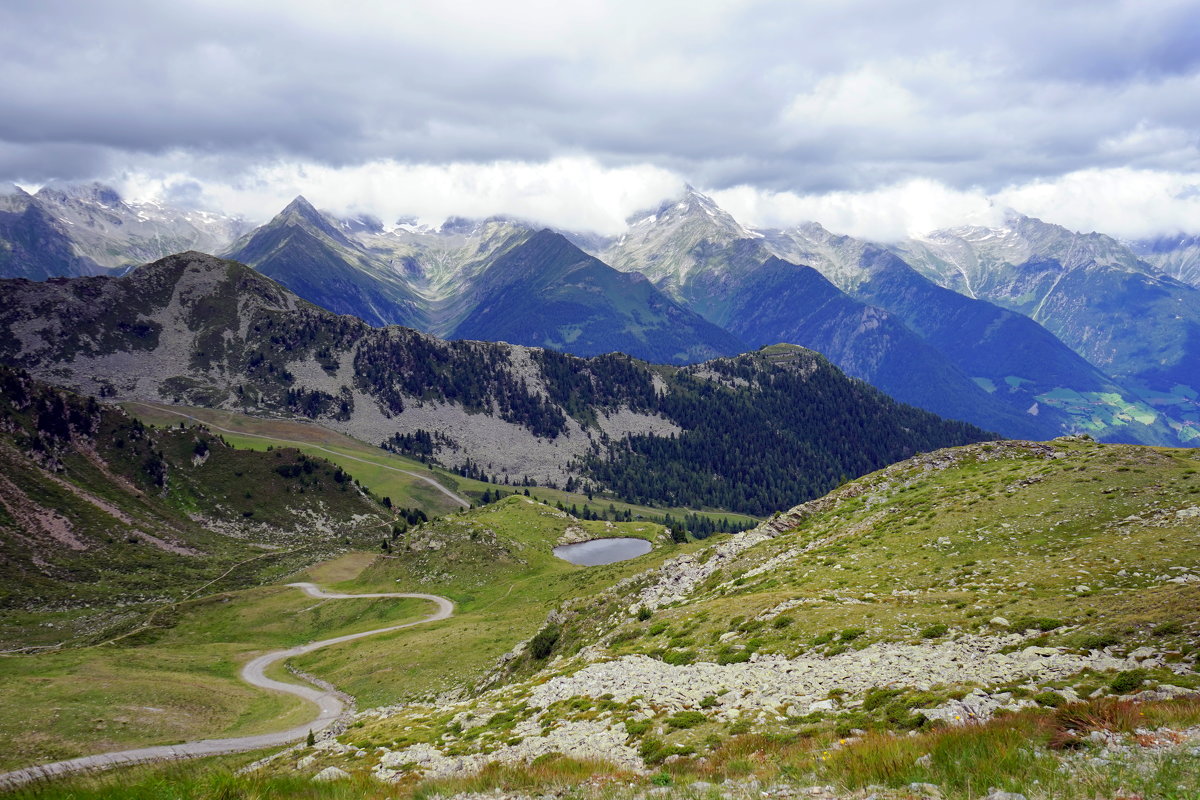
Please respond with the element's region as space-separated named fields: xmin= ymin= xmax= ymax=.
xmin=2 ymin=0 xmax=1199 ymax=239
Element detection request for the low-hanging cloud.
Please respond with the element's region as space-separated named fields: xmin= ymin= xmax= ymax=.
xmin=712 ymin=168 xmax=1200 ymax=242
xmin=3 ymin=0 xmax=1200 ymax=236
xmin=115 ymin=156 xmax=685 ymax=235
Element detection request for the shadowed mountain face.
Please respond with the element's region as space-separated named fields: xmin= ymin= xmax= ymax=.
xmin=0 ymin=185 xmax=105 ymax=280
xmin=227 ymin=198 xmax=744 ymax=364
xmin=5 ymin=184 xmax=1197 ymax=444
xmin=714 ymin=257 xmax=1050 ymax=440
xmin=590 ymin=192 xmax=1046 ymax=438
xmin=453 ymin=229 xmax=746 ymax=364
xmin=601 ymin=192 xmax=1186 ymax=445
xmin=0 ymin=251 xmax=992 ymax=515
xmin=226 ymin=196 xmax=428 ymax=330
xmin=894 ymin=216 xmax=1200 ymax=414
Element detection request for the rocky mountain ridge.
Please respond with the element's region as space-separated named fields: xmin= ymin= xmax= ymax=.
xmin=600 ymin=195 xmax=1189 ymax=446
xmin=893 ymin=214 xmax=1200 ymax=403
xmin=0 ymin=251 xmax=991 ymax=515
xmin=5 ymin=182 xmax=1198 ymax=446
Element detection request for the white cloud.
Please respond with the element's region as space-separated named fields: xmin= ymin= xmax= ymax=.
xmin=4 ymin=0 xmax=1200 ymax=199
xmin=116 ymin=156 xmax=685 ymax=235
xmin=995 ymin=168 xmax=1200 ymax=239
xmin=710 ymin=179 xmax=1003 ymax=241
xmin=113 ymin=157 xmax=1200 ymax=241
xmin=710 ymin=168 xmax=1200 ymax=241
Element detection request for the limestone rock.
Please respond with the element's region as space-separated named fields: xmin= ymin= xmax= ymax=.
xmin=311 ymin=766 xmax=350 ymax=782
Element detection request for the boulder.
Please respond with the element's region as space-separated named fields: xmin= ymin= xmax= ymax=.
xmin=312 ymin=766 xmax=350 ymax=782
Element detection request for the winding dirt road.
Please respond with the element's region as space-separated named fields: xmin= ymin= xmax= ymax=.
xmin=0 ymin=583 xmax=453 ymax=789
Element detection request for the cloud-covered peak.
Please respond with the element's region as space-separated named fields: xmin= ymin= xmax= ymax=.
xmin=2 ymin=2 xmax=1197 ymax=239
xmin=36 ymin=181 xmax=123 ymax=207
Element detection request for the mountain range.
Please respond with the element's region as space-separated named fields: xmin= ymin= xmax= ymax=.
xmin=224 ymin=197 xmax=745 ymax=365
xmin=1 ymin=182 xmax=1196 ymax=446
xmin=0 ymin=251 xmax=990 ymax=515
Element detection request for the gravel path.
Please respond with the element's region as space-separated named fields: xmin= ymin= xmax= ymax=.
xmin=124 ymin=402 xmax=471 ymax=508
xmin=0 ymin=583 xmax=453 ymax=789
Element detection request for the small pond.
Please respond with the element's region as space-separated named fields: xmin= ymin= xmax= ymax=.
xmin=552 ymin=537 xmax=652 ymax=566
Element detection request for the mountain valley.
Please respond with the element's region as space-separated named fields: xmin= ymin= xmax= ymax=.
xmin=7 ymin=181 xmax=1196 ymax=447
xmin=0 ymin=251 xmax=990 ymax=515
xmin=0 ymin=186 xmax=1198 ymax=800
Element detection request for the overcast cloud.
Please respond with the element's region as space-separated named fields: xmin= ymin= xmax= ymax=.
xmin=2 ymin=0 xmax=1199 ymax=238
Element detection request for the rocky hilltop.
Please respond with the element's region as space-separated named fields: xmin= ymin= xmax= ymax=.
xmin=0 ymin=252 xmax=991 ymax=514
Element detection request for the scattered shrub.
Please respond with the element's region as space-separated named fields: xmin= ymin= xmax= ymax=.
xmin=1152 ymin=621 xmax=1183 ymax=636
xmin=666 ymin=710 xmax=707 ymax=729
xmin=529 ymin=625 xmax=560 ymax=660
xmin=662 ymin=649 xmax=695 ymax=666
xmin=1033 ymin=691 xmax=1067 ymax=708
xmin=1074 ymin=632 xmax=1121 ymax=651
xmin=1012 ymin=616 xmax=1064 ymax=632
xmin=840 ymin=627 xmax=866 ymax=642
xmin=717 ymin=649 xmax=751 ymax=665
xmin=610 ymin=628 xmax=642 ymax=645
xmin=863 ymin=688 xmax=905 ymax=711
xmin=1109 ymin=669 xmax=1148 ymax=694
xmin=921 ymin=623 xmax=949 ymax=639
xmin=624 ymin=719 xmax=652 ymax=737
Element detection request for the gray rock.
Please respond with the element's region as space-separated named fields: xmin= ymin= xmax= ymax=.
xmin=984 ymin=789 xmax=1027 ymax=800
xmin=311 ymin=766 xmax=351 ymax=782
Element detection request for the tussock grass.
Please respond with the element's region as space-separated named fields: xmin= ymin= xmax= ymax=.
xmin=653 ymin=697 xmax=1200 ymax=799
xmin=410 ymin=756 xmax=629 ymax=800
xmin=6 ymin=700 xmax=1200 ymax=800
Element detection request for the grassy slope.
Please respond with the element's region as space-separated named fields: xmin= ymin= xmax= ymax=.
xmin=290 ymin=496 xmax=690 ymax=706
xmin=0 ymin=495 xmax=688 ymax=771
xmin=0 ymin=570 xmax=429 ymax=770
xmin=311 ymin=438 xmax=1200 ymax=800
xmin=0 ymin=382 xmax=392 ymax=649
xmin=572 ymin=438 xmax=1199 ymax=670
xmin=6 ymin=440 xmax=1200 ymax=798
xmin=125 ymin=401 xmax=759 ymax=529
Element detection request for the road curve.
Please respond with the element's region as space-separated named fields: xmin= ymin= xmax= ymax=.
xmin=0 ymin=583 xmax=453 ymax=790
xmin=125 ymin=402 xmax=471 ymax=508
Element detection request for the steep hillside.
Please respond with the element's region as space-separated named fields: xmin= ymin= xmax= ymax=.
xmin=301 ymin=436 xmax=1200 ymax=798
xmin=225 ymin=196 xmax=429 ymax=329
xmin=896 ymin=215 xmax=1200 ymax=424
xmin=0 ymin=252 xmax=992 ymax=516
xmin=598 ymin=193 xmax=1044 ymax=438
xmin=32 ymin=182 xmax=246 ymax=270
xmin=0 ymin=367 xmax=391 ymax=648
xmin=709 ymin=258 xmax=1047 ymax=439
xmin=766 ymin=222 xmax=1185 ymax=446
xmin=453 ymin=229 xmax=746 ymax=364
xmin=0 ymin=185 xmax=105 ymax=280
xmin=229 ymin=200 xmax=743 ymax=365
